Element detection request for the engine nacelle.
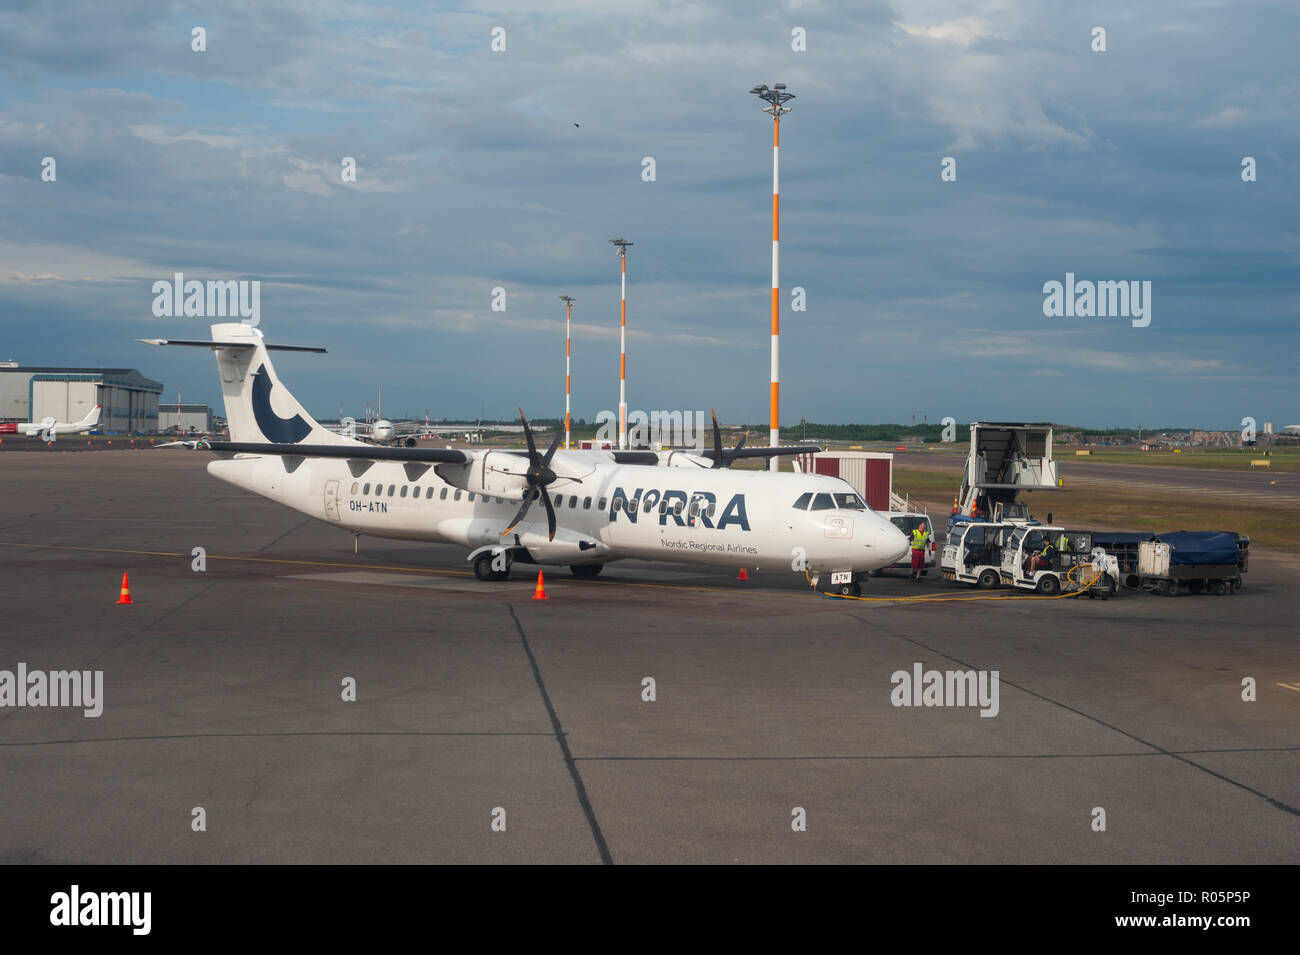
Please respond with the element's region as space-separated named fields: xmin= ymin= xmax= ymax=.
xmin=435 ymin=452 xmax=528 ymax=500
xmin=514 ymin=528 xmax=612 ymax=564
xmin=435 ymin=450 xmax=593 ymax=501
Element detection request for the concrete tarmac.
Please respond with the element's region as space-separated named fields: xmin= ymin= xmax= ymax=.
xmin=1 ymin=452 xmax=1297 ymax=863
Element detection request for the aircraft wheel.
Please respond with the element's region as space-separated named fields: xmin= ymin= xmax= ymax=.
xmin=474 ymin=552 xmax=510 ymax=581
xmin=977 ymin=569 xmax=999 ymax=590
xmin=570 ymin=563 xmax=603 ymax=578
xmin=836 ymin=582 xmax=861 ymax=597
xmin=1036 ymin=575 xmax=1061 ymax=596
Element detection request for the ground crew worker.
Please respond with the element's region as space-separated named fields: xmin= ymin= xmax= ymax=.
xmin=910 ymin=522 xmax=931 ymax=582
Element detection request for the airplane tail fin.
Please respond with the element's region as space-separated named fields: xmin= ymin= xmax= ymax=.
xmin=140 ymin=324 xmax=355 ymax=446
xmin=206 ymin=323 xmax=350 ymax=445
xmin=77 ymin=405 xmax=101 ymax=429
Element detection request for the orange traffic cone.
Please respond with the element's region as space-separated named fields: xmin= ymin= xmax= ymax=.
xmin=737 ymin=567 xmax=749 ymax=580
xmin=532 ymin=570 xmax=549 ymax=600
xmin=116 ymin=572 xmax=133 ymax=605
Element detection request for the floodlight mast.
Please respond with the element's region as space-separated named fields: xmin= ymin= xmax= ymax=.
xmin=559 ymin=295 xmax=575 ymax=449
xmin=749 ymin=82 xmax=794 ymax=470
xmin=609 ymin=238 xmax=633 ymax=449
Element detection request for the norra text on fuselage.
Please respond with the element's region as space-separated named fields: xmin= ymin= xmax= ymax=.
xmin=609 ymin=486 xmax=749 ymax=530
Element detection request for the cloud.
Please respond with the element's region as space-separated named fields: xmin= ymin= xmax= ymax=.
xmin=1195 ymin=106 xmax=1245 ymax=128
xmin=0 ymin=0 xmax=1296 ymax=425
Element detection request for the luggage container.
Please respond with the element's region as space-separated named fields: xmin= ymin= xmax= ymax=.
xmin=1137 ymin=531 xmax=1249 ymax=596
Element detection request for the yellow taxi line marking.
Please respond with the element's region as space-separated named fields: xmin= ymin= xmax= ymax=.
xmin=1277 ymin=683 xmax=1300 ymax=693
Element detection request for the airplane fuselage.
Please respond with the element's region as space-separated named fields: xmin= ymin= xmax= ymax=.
xmin=208 ymin=453 xmax=909 ymax=574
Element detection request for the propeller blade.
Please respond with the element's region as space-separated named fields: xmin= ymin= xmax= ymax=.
xmin=519 ymin=408 xmax=538 ymax=463
xmin=711 ymin=409 xmax=723 ymax=469
xmin=502 ymin=486 xmax=538 ymax=535
xmin=541 ymin=428 xmax=562 ymax=467
xmin=542 ymin=488 xmax=557 ymax=541
xmin=724 ymin=431 xmax=747 ymax=467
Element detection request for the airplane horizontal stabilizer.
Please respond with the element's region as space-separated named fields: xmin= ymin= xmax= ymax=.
xmin=138 ymin=338 xmax=328 ymax=353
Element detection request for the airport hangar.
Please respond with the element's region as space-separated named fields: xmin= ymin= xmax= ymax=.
xmin=0 ymin=363 xmax=162 ymax=433
xmin=158 ymin=402 xmax=219 ymax=434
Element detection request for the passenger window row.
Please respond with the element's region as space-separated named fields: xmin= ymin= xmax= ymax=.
xmin=548 ymin=494 xmax=600 ymax=510
xmin=344 ymin=482 xmax=616 ymax=511
xmin=348 ymin=481 xmax=513 ymax=504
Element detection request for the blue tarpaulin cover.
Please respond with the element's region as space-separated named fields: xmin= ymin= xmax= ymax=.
xmin=1155 ymin=531 xmax=1241 ymax=566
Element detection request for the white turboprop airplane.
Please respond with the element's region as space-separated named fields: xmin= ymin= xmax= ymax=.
xmin=141 ymin=324 xmax=910 ymax=595
xmin=0 ymin=404 xmax=101 ymax=437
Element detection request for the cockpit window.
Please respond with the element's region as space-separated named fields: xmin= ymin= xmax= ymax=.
xmin=810 ymin=493 xmax=835 ymax=511
xmin=793 ymin=492 xmax=813 ymax=510
xmin=833 ymin=492 xmax=867 ymax=510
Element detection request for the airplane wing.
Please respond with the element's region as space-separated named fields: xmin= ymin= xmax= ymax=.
xmin=160 ymin=439 xmax=471 ymax=464
xmin=696 ymin=445 xmax=819 ymax=461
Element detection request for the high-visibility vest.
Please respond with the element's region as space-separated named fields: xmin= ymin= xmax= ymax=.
xmin=1057 ymin=534 xmax=1069 ymax=551
xmin=911 ymin=528 xmax=930 ymax=550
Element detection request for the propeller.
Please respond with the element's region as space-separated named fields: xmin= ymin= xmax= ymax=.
xmin=502 ymin=409 xmax=568 ymax=541
xmin=709 ymin=409 xmax=747 ymax=468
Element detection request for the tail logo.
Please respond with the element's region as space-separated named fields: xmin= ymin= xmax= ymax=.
xmin=251 ymin=365 xmax=311 ymax=443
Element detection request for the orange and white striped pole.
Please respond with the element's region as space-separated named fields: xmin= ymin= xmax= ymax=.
xmin=559 ymin=295 xmax=575 ymax=449
xmin=750 ymin=84 xmax=794 ymax=471
xmin=769 ymin=115 xmax=780 ymax=470
xmin=610 ymin=238 xmax=633 ymax=449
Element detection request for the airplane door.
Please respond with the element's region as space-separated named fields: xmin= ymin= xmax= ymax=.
xmin=324 ymin=479 xmax=341 ymax=521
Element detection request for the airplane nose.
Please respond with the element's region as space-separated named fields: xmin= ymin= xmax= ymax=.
xmin=883 ymin=525 xmax=911 ymax=563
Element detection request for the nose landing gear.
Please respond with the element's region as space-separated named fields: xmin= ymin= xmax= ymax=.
xmin=811 ymin=571 xmax=863 ymax=598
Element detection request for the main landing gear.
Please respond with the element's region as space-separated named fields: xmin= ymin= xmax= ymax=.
xmin=569 ymin=563 xmax=604 ymax=578
xmin=473 ymin=551 xmax=511 ymax=581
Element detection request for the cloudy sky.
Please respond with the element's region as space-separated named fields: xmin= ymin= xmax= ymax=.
xmin=1 ymin=0 xmax=1296 ymax=429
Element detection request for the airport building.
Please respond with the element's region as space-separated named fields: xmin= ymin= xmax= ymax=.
xmin=158 ymin=402 xmax=217 ymax=434
xmin=0 ymin=363 xmax=163 ymax=433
